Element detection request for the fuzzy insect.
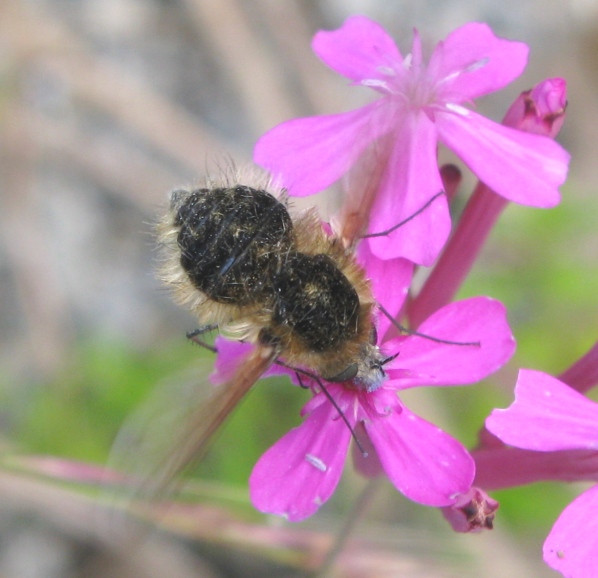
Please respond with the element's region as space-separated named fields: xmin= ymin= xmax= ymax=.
xmin=158 ymin=169 xmax=388 ymax=391
xmin=145 ymin=168 xmax=393 ymax=486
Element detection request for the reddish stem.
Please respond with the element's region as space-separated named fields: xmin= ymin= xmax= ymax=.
xmin=559 ymin=340 xmax=598 ymax=394
xmin=408 ymin=183 xmax=508 ymax=327
xmin=473 ymin=447 xmax=598 ymax=490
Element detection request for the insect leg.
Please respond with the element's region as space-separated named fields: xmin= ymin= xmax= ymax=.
xmin=186 ymin=324 xmax=219 ymax=353
xmin=378 ymin=303 xmax=480 ymax=347
xmin=361 ymin=191 xmax=445 ymax=239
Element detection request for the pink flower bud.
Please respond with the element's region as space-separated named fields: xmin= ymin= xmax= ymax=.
xmin=442 ymin=487 xmax=499 ymax=533
xmin=502 ymin=78 xmax=567 ymax=137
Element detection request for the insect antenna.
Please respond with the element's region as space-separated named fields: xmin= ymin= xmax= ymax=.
xmin=361 ymin=190 xmax=445 ymax=239
xmin=314 ymin=376 xmax=368 ymax=457
xmin=287 ymin=366 xmax=369 ymax=459
xmin=379 ymin=352 xmax=399 ymax=367
xmin=378 ymin=303 xmax=480 ymax=347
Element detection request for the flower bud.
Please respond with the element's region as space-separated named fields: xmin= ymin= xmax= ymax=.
xmin=502 ymin=78 xmax=567 ymax=138
xmin=442 ymin=487 xmax=499 ymax=533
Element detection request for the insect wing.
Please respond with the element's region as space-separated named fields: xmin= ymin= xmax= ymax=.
xmin=146 ymin=344 xmax=277 ymax=495
xmin=103 ymin=345 xmax=277 ymax=519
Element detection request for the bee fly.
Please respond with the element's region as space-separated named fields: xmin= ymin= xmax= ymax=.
xmin=159 ymin=172 xmax=391 ymax=390
xmin=147 ymin=168 xmax=397 ymax=483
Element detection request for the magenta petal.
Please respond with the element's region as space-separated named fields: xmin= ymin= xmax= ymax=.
xmin=428 ymin=23 xmax=529 ymax=100
xmin=543 ymin=484 xmax=598 ymax=577
xmin=486 ymin=370 xmax=598 ymax=451
xmin=531 ymin=78 xmax=568 ymax=118
xmin=211 ymin=338 xmax=289 ymax=384
xmin=352 ymin=423 xmax=384 ymax=478
xmin=366 ymin=395 xmax=475 ymax=506
xmin=254 ymin=100 xmax=390 ymax=197
xmin=357 ymin=243 xmax=413 ymax=339
xmin=211 ymin=338 xmax=253 ymax=384
xmin=312 ymin=15 xmax=403 ymax=83
xmin=386 ymin=296 xmax=515 ymax=389
xmin=249 ymin=400 xmax=351 ymax=521
xmin=436 ymin=108 xmax=569 ymax=208
xmin=367 ymin=111 xmax=450 ymax=265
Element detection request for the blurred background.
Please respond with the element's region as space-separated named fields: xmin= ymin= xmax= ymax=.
xmin=1 ymin=0 xmax=597 ymax=576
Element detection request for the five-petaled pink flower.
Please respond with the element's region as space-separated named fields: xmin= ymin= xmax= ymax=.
xmin=254 ymin=16 xmax=570 ymax=265
xmin=486 ymin=370 xmax=598 ymax=577
xmin=214 ymin=296 xmax=515 ymax=522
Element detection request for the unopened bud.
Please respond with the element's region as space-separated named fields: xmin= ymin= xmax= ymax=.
xmin=442 ymin=487 xmax=499 ymax=533
xmin=502 ymin=78 xmax=567 ymax=138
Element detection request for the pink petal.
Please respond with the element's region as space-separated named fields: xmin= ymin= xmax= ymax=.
xmin=486 ymin=370 xmax=598 ymax=451
xmin=254 ymin=100 xmax=390 ymax=197
xmin=367 ymin=110 xmax=450 ymax=265
xmin=365 ymin=393 xmax=475 ymax=506
xmin=211 ymin=338 xmax=252 ymax=384
xmin=211 ymin=338 xmax=289 ymax=384
xmin=543 ymin=484 xmax=598 ymax=577
xmin=436 ymin=108 xmax=569 ymax=208
xmin=312 ymin=15 xmax=403 ymax=83
xmin=531 ymin=78 xmax=568 ymax=119
xmin=410 ymin=29 xmax=423 ymax=69
xmin=357 ymin=243 xmax=413 ymax=340
xmin=385 ymin=296 xmax=515 ymax=389
xmin=249 ymin=400 xmax=351 ymax=522
xmin=428 ymin=23 xmax=529 ymax=101
xmin=351 ymin=422 xmax=384 ymax=478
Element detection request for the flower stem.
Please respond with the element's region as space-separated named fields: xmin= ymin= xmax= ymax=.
xmin=558 ymin=340 xmax=598 ymax=394
xmin=473 ymin=447 xmax=598 ymax=490
xmin=408 ymin=183 xmax=508 ymax=326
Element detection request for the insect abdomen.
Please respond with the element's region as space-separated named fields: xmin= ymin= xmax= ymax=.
xmin=270 ymin=252 xmax=360 ymax=352
xmin=172 ymin=185 xmax=294 ymax=305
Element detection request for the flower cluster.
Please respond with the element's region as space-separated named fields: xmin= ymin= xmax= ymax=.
xmin=254 ymin=16 xmax=568 ymax=266
xmin=482 ymin=360 xmax=598 ymax=576
xmin=207 ymin=15 xmax=594 ymax=577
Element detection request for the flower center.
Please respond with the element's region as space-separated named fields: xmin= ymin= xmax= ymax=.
xmin=360 ymin=55 xmax=490 ymax=113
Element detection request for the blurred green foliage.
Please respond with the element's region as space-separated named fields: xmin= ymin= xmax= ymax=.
xmin=6 ymin=338 xmax=201 ymax=463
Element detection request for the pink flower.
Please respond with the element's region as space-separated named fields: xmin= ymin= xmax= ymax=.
xmin=254 ymin=16 xmax=569 ymax=265
xmin=486 ymin=370 xmax=598 ymax=576
xmin=408 ymin=77 xmax=569 ymax=326
xmin=241 ymin=296 xmax=515 ymax=521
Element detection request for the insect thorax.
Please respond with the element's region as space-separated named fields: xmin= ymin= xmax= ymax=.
xmin=172 ymin=185 xmax=294 ymax=305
